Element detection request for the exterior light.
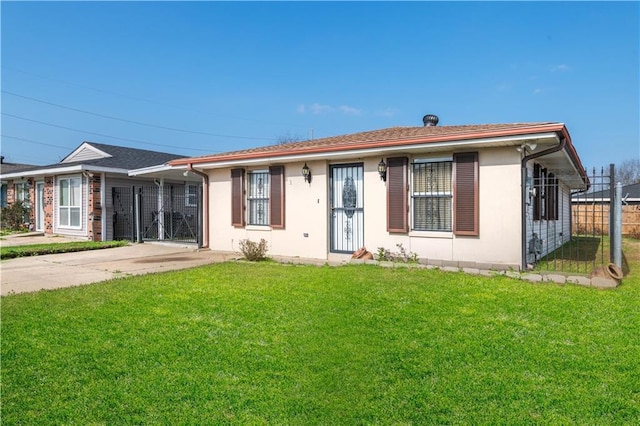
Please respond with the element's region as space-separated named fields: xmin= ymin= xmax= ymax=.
xmin=378 ymin=158 xmax=387 ymax=182
xmin=302 ymin=162 xmax=312 ymax=183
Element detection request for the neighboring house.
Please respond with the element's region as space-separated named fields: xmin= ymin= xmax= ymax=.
xmin=572 ymin=182 xmax=640 ymax=237
xmin=150 ymin=116 xmax=588 ymax=271
xmin=0 ymin=157 xmax=36 ymax=207
xmin=572 ymin=182 xmax=640 ymax=205
xmin=0 ymin=142 xmax=201 ymax=242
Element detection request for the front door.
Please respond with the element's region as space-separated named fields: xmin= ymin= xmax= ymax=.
xmin=112 ymin=187 xmax=134 ymax=241
xmin=330 ymin=163 xmax=364 ymax=253
xmin=35 ymin=181 xmax=45 ymax=231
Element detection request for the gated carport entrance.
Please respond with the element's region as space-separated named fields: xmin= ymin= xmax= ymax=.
xmin=112 ymin=183 xmax=201 ymax=245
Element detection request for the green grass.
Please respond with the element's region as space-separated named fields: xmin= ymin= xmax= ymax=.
xmin=0 ymin=240 xmax=129 ymax=260
xmin=2 ymin=241 xmax=639 ymax=424
xmin=535 ymin=235 xmax=611 ymax=274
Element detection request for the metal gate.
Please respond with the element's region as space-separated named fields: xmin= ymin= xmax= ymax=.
xmin=138 ymin=184 xmax=199 ymax=244
xmin=330 ymin=164 xmax=364 ymax=253
xmin=112 ymin=186 xmax=135 ymax=241
xmin=532 ymin=164 xmax=622 ymax=274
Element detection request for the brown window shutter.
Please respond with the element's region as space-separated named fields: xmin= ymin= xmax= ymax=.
xmin=269 ymin=166 xmax=285 ymax=228
xmin=387 ymin=157 xmax=408 ymax=233
xmin=546 ymin=173 xmax=558 ymax=220
xmin=231 ymin=168 xmax=245 ymax=227
xmin=453 ymin=152 xmax=479 ymax=236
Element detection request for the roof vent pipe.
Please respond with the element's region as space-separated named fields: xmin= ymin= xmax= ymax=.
xmin=423 ymin=114 xmax=439 ymax=127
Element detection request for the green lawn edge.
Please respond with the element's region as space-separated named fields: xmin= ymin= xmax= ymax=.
xmin=0 ymin=240 xmax=129 ymax=260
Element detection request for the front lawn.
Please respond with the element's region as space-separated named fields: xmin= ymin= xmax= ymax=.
xmin=2 ymin=241 xmax=639 ymax=424
xmin=0 ymin=240 xmax=129 ymax=260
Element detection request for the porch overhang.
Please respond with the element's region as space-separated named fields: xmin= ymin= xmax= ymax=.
xmin=128 ymin=164 xmax=201 ymax=182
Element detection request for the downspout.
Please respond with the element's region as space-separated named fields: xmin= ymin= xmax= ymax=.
xmin=520 ymin=135 xmax=566 ymax=270
xmin=187 ymin=163 xmax=209 ymax=249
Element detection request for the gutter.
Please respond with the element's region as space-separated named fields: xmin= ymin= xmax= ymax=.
xmin=520 ymin=134 xmax=566 ymax=270
xmin=187 ymin=164 xmax=209 ymax=249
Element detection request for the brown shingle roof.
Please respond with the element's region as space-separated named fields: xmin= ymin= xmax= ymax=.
xmin=171 ymin=122 xmax=563 ymax=166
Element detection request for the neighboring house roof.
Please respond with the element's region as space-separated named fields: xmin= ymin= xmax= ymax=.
xmin=169 ymin=120 xmax=588 ymax=188
xmin=573 ymin=182 xmax=640 ymax=203
xmin=0 ymin=141 xmax=186 ymax=179
xmin=0 ymin=161 xmax=37 ymax=175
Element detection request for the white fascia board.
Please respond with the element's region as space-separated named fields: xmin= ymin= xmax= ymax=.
xmin=1 ymin=165 xmax=129 ymax=179
xmin=189 ymin=132 xmax=560 ymax=169
xmin=128 ymin=164 xmax=181 ymax=176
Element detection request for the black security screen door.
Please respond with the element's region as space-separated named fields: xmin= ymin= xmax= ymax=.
xmin=330 ymin=163 xmax=364 ymax=253
xmin=112 ymin=186 xmax=134 ymax=241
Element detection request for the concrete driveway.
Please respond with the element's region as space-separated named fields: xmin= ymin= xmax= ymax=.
xmin=1 ymin=235 xmax=236 ymax=296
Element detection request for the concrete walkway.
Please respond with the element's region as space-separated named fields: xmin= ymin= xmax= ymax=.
xmin=1 ymin=235 xmax=236 ymax=296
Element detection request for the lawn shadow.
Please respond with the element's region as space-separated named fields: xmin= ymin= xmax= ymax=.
xmin=537 ymin=236 xmax=606 ymax=274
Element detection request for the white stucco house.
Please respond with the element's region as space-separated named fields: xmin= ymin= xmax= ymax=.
xmin=144 ymin=116 xmax=589 ymax=271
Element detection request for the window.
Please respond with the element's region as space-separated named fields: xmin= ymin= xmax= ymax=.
xmin=546 ymin=173 xmax=558 ymax=221
xmin=0 ymin=184 xmax=7 ymax=208
xmin=248 ymin=171 xmax=269 ymax=225
xmin=387 ymin=152 xmax=478 ymax=236
xmin=15 ymin=182 xmax=29 ymax=203
xmin=185 ymin=184 xmax=198 ymax=207
xmin=533 ymin=164 xmax=558 ymax=221
xmin=231 ymin=166 xmax=285 ymax=228
xmin=58 ymin=177 xmax=82 ymax=228
xmin=412 ymin=160 xmax=453 ymax=231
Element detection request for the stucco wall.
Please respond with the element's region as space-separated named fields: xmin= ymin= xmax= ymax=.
xmin=208 ymin=162 xmax=329 ymax=259
xmin=206 ymin=147 xmax=525 ymax=268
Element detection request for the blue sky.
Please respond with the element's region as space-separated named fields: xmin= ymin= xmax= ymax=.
xmin=1 ymin=1 xmax=638 ymax=170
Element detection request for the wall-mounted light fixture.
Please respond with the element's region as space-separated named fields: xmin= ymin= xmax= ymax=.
xmin=183 ymin=170 xmax=189 ymax=177
xmin=302 ymin=163 xmax=312 ymax=183
xmin=377 ymin=158 xmax=387 ymax=182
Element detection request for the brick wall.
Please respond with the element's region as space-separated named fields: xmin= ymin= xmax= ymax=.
xmin=44 ymin=176 xmax=54 ymax=234
xmin=27 ymin=178 xmax=35 ymax=227
xmin=87 ymin=174 xmax=102 ymax=241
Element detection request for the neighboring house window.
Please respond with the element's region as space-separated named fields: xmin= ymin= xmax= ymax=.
xmin=248 ymin=171 xmax=269 ymax=225
xmin=412 ymin=160 xmax=453 ymax=231
xmin=15 ymin=182 xmax=29 ymax=204
xmin=1 ymin=183 xmax=8 ymax=207
xmin=58 ymin=177 xmax=82 ymax=228
xmin=231 ymin=166 xmax=285 ymax=229
xmin=185 ymin=184 xmax=198 ymax=207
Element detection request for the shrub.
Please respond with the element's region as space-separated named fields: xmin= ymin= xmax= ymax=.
xmin=1 ymin=201 xmax=31 ymax=231
xmin=375 ymin=243 xmax=418 ymax=263
xmin=239 ymin=238 xmax=269 ymax=261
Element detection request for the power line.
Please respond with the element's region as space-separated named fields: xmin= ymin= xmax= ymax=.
xmin=2 ymin=66 xmax=310 ymax=129
xmin=2 ymin=112 xmax=222 ymax=154
xmin=1 ymin=134 xmax=74 ymax=150
xmin=2 ymin=90 xmax=276 ymax=141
